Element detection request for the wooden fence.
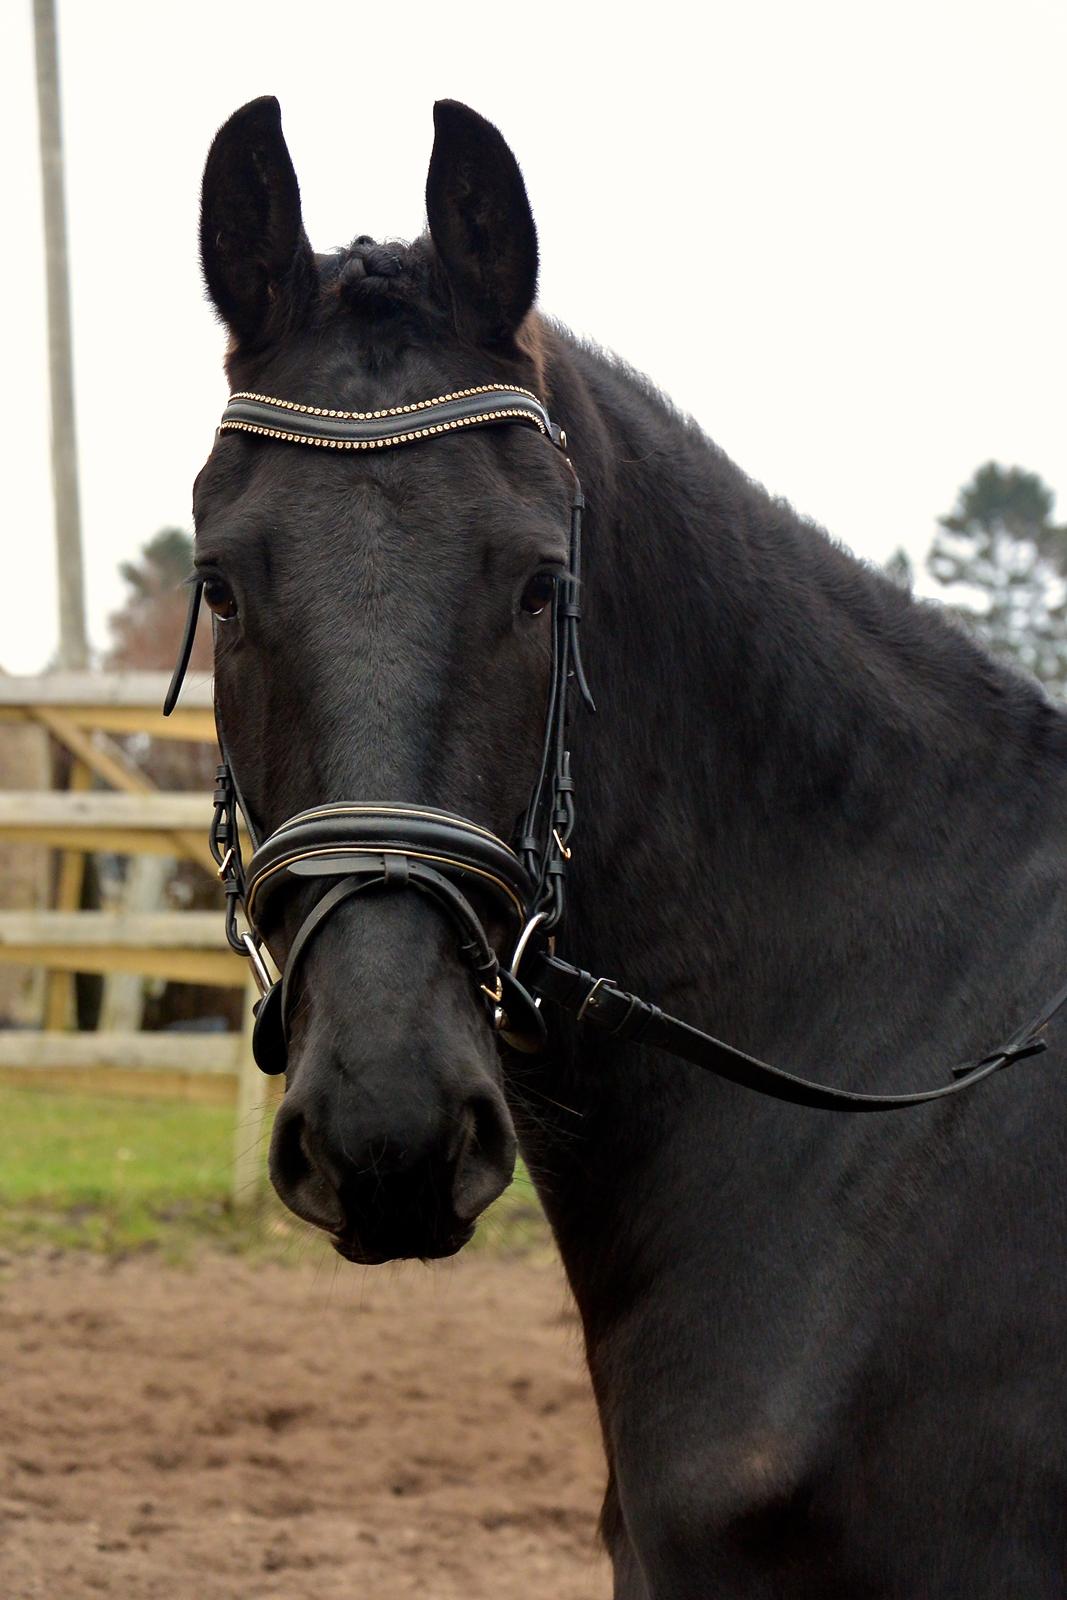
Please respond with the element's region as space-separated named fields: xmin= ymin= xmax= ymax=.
xmin=0 ymin=672 xmax=275 ymax=1203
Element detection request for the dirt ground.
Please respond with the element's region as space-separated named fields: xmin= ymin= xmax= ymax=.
xmin=0 ymin=1247 xmax=611 ymax=1599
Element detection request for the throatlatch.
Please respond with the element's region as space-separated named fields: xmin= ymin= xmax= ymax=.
xmin=166 ymin=382 xmax=1062 ymax=1110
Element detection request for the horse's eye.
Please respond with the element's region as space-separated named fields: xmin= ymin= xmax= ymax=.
xmin=520 ymin=572 xmax=556 ymax=617
xmin=203 ymin=576 xmax=238 ymax=621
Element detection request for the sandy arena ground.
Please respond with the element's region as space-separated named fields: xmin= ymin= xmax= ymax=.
xmin=0 ymin=1248 xmax=611 ymax=1599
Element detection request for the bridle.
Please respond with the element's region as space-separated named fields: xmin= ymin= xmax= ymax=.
xmin=166 ymin=382 xmax=1064 ymax=1110
xmin=167 ymin=383 xmax=585 ymax=1071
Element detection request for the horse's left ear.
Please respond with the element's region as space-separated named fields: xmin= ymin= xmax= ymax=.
xmin=426 ymin=101 xmax=539 ymax=350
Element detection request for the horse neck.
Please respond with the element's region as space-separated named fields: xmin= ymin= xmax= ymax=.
xmin=544 ymin=331 xmax=1067 ymax=1101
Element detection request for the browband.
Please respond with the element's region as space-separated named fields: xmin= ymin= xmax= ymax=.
xmin=219 ymin=385 xmax=564 ymax=452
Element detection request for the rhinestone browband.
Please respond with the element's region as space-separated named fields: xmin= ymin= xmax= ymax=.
xmin=219 ymin=385 xmax=564 ymax=452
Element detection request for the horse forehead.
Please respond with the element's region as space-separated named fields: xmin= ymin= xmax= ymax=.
xmin=279 ymin=461 xmax=487 ymax=565
xmin=230 ymin=315 xmax=458 ymax=419
xmin=198 ymin=438 xmax=463 ymax=546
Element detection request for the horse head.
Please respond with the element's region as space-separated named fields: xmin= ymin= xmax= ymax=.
xmin=193 ymin=97 xmax=576 ymax=1263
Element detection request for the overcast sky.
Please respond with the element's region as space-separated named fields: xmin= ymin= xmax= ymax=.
xmin=5 ymin=0 xmax=1065 ymax=674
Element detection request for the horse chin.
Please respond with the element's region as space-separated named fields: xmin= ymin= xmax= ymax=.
xmin=329 ymin=1222 xmax=476 ymax=1267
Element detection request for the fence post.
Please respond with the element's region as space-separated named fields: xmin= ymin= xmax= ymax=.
xmin=44 ymin=758 xmax=92 ymax=1030
xmin=232 ymin=975 xmax=271 ymax=1208
xmin=97 ymin=854 xmax=174 ymax=1032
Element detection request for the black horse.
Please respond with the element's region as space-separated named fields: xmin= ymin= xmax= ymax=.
xmin=192 ymin=97 xmax=1067 ymax=1596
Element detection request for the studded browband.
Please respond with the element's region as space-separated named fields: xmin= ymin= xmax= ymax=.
xmin=166 ymin=382 xmax=1060 ymax=1110
xmin=219 ymin=384 xmax=565 ymax=452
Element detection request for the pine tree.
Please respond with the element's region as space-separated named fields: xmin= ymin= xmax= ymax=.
xmin=927 ymin=464 xmax=1067 ymax=693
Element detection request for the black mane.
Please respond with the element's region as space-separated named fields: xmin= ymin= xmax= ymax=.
xmin=555 ymin=322 xmax=1063 ymax=785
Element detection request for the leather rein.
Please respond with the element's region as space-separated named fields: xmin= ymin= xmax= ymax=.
xmin=165 ymin=382 xmax=1062 ymax=1110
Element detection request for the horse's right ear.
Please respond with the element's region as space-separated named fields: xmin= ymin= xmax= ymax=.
xmin=200 ymin=97 xmax=314 ymax=349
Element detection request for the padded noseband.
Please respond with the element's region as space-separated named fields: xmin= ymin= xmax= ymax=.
xmin=245 ymin=804 xmax=532 ymax=927
xmin=243 ymin=804 xmax=544 ymax=1072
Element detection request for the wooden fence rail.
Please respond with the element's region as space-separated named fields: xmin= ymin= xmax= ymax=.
xmin=0 ymin=672 xmax=273 ymax=1203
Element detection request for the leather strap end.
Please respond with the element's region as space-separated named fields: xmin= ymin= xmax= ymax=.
xmin=954 ymin=1035 xmax=1048 ymax=1077
xmin=163 ymin=579 xmax=203 ymax=716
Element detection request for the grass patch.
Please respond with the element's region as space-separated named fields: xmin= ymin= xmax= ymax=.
xmin=0 ymin=1084 xmax=548 ymax=1260
xmin=0 ymin=1083 xmax=261 ymax=1257
xmin=0 ymin=1086 xmax=236 ymax=1205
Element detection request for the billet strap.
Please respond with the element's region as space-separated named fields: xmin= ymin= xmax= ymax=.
xmin=531 ymin=954 xmax=1062 ymax=1112
xmin=220 ymin=385 xmax=562 ymax=452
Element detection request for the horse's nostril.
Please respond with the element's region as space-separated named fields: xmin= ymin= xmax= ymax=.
xmin=268 ymin=1105 xmax=345 ymax=1234
xmin=470 ymin=1092 xmax=515 ymax=1170
xmin=268 ymin=1073 xmax=517 ymax=1254
xmin=451 ymin=1091 xmax=517 ymax=1224
xmin=272 ymin=1107 xmax=313 ymax=1190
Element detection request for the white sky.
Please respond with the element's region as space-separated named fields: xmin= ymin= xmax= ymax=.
xmin=4 ymin=0 xmax=1065 ymax=674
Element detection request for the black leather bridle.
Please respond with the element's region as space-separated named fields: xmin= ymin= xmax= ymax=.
xmin=166 ymin=382 xmax=1063 ymax=1110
